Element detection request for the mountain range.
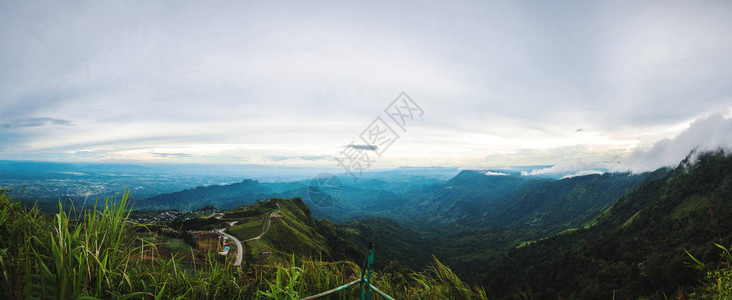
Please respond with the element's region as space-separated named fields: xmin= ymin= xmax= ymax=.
xmin=3 ymin=150 xmax=732 ymax=298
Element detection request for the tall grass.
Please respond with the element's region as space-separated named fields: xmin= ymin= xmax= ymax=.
xmin=255 ymin=254 xmax=488 ymax=299
xmin=686 ymin=243 xmax=732 ymax=299
xmin=407 ymin=256 xmax=488 ymax=300
xmin=0 ymin=190 xmax=261 ymax=298
xmin=0 ymin=189 xmax=48 ymax=298
xmin=1 ymin=190 xmax=488 ymax=299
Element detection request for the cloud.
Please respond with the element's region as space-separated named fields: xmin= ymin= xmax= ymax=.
xmin=617 ymin=111 xmax=732 ymax=172
xmin=521 ymin=160 xmax=609 ymax=176
xmin=348 ymin=145 xmax=378 ymax=151
xmin=300 ymin=155 xmax=329 ymax=161
xmin=266 ymin=155 xmax=330 ymax=162
xmin=521 ymin=110 xmax=732 ymax=177
xmin=484 ymin=171 xmax=509 ymax=176
xmin=561 ymin=170 xmax=605 ymax=179
xmin=151 ymin=152 xmax=192 ymax=158
xmin=523 ymin=110 xmax=732 ymax=176
xmin=70 ymin=149 xmax=120 ymax=160
xmin=1 ymin=1 xmax=731 ymax=167
xmin=1 ymin=117 xmax=73 ymax=129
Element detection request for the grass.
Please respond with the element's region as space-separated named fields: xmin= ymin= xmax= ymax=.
xmin=0 ymin=190 xmax=489 ymax=299
xmin=620 ymin=210 xmax=643 ymax=228
xmin=686 ymin=243 xmax=732 ymax=299
xmin=0 ymin=189 xmax=255 ymax=298
xmin=259 ymin=199 xmax=331 ymax=257
xmin=228 ymin=219 xmax=265 ymax=240
xmin=670 ymin=194 xmax=707 ymax=220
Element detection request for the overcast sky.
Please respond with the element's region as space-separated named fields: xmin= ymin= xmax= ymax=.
xmin=1 ymin=0 xmax=731 ymax=173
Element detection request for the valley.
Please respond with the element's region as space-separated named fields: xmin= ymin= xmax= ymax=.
xmin=2 ymin=151 xmax=732 ymax=298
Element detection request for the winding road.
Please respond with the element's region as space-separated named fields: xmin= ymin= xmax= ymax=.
xmin=217 ymin=229 xmax=244 ymax=266
xmin=217 ymin=203 xmax=281 ymax=267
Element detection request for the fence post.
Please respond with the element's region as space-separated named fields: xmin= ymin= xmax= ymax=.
xmin=359 ymin=242 xmax=375 ymax=300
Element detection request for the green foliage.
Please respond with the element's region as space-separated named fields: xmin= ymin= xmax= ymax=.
xmin=0 ymin=190 xmax=487 ymax=299
xmin=687 ymin=243 xmax=732 ymax=299
xmin=257 ymin=255 xmax=302 ymax=299
xmin=331 ymin=170 xmax=650 ymax=283
xmin=223 ymin=198 xmax=353 ymax=263
xmin=484 ymin=150 xmax=732 ymax=299
xmin=409 ymin=256 xmax=488 ymax=300
xmin=396 ymin=170 xmax=648 ymax=229
xmin=4 ymin=150 xmax=728 ymax=298
xmin=228 ymin=219 xmax=265 ymax=239
xmin=0 ymin=189 xmax=258 ymax=299
xmin=0 ymin=189 xmax=49 ymax=298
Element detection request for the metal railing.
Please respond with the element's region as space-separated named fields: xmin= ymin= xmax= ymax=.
xmin=301 ymin=243 xmax=395 ymax=300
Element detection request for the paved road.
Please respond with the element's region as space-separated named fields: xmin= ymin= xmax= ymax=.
xmin=217 ymin=229 xmax=243 ymax=266
xmin=217 ymin=203 xmax=281 ymax=266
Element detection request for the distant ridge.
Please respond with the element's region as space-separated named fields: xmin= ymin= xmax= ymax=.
xmin=136 ymin=179 xmax=275 ymax=210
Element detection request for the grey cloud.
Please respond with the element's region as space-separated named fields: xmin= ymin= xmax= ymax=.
xmin=266 ymin=156 xmax=290 ymax=162
xmin=299 ymin=155 xmax=329 ymax=161
xmin=71 ymin=149 xmax=120 ymax=159
xmin=618 ymin=112 xmax=732 ymax=173
xmin=348 ymin=145 xmax=378 ymax=151
xmin=522 ymin=160 xmax=609 ymax=176
xmin=525 ymin=112 xmax=732 ymax=175
xmin=151 ymin=152 xmax=192 ymax=158
xmin=1 ymin=117 xmax=73 ymax=129
xmin=266 ymin=155 xmax=330 ymax=162
xmin=1 ymin=1 xmax=732 ymax=166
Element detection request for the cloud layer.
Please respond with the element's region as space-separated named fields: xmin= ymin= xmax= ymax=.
xmin=520 ymin=111 xmax=732 ymax=175
xmin=0 ymin=1 xmax=731 ymax=172
xmin=2 ymin=117 xmax=73 ymax=129
xmin=619 ymin=112 xmax=732 ymax=172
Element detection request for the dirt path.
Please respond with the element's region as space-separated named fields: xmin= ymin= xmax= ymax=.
xmin=244 ymin=203 xmax=279 ymax=242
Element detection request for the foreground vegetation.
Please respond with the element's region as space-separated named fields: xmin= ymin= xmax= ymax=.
xmin=0 ymin=189 xmax=487 ymax=299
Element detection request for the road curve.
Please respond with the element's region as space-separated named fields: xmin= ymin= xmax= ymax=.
xmin=218 ymin=229 xmax=244 ymax=266
xmin=217 ymin=202 xmax=281 ymax=266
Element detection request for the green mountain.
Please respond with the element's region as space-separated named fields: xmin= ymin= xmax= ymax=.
xmin=133 ymin=166 xmax=647 ymax=231
xmin=335 ymin=217 xmax=433 ymax=270
xmin=221 ymin=197 xmax=362 ymax=263
xmin=130 ymin=167 xmax=652 ymax=284
xmin=402 ymin=170 xmax=648 ymax=229
xmin=484 ymin=150 xmax=732 ymax=299
xmin=329 ymin=171 xmax=650 ymax=281
xmin=136 ymin=179 xmax=276 ymax=210
xmin=3 ymin=151 xmax=732 ymax=298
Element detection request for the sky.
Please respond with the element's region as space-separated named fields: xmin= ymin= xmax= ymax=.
xmin=1 ymin=0 xmax=731 ymax=174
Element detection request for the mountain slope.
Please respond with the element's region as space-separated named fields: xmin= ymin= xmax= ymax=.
xmin=335 ymin=218 xmax=434 ymax=270
xmin=499 ymin=172 xmax=649 ymax=228
xmin=402 ymin=170 xmax=648 ymax=229
xmin=133 ymin=166 xmax=647 ymax=229
xmin=484 ymin=150 xmax=732 ymax=299
xmin=221 ymin=197 xmax=362 ymax=263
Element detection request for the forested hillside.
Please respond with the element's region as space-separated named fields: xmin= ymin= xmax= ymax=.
xmin=484 ymin=150 xmax=732 ymax=299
